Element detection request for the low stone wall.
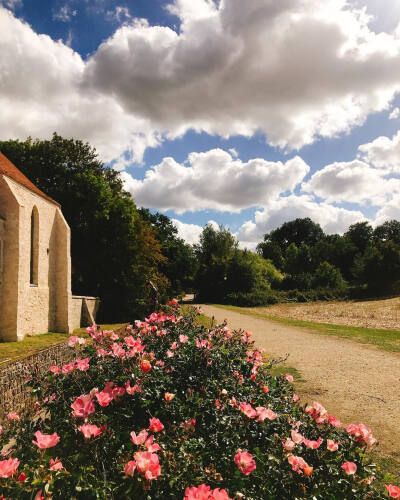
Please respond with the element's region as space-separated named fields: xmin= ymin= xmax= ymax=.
xmin=71 ymin=295 xmax=100 ymax=331
xmin=0 ymin=340 xmax=73 ymax=419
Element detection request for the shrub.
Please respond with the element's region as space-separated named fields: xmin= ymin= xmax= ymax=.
xmin=0 ymin=305 xmax=390 ymax=499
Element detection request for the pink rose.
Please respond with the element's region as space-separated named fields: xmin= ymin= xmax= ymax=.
xmin=386 ymin=484 xmax=400 ymax=498
xmin=282 ymin=438 xmax=295 ymax=451
xmin=285 ymin=373 xmax=294 ymax=383
xmin=7 ymin=412 xmax=20 ymax=421
xmin=75 ymin=357 xmax=90 ymax=371
xmin=71 ymin=394 xmax=95 ymax=418
xmin=234 ymin=451 xmax=256 ymax=475
xmin=342 ymin=462 xmax=357 ymax=475
xmin=96 ymin=391 xmax=113 ymax=407
xmin=49 ymin=365 xmax=61 ymax=374
xmin=134 ymin=451 xmax=161 ymax=480
xmin=49 ymin=458 xmax=64 ymax=471
xmin=32 ymin=431 xmax=60 ymax=449
xmin=79 ymin=424 xmax=102 ymax=439
xmin=149 ymin=418 xmax=164 ymax=432
xmin=130 ymin=429 xmax=148 ymax=445
xmin=327 ymin=439 xmax=340 ymax=452
xmin=291 ymin=430 xmax=304 ymax=444
xmin=124 ymin=460 xmax=137 ymax=477
xmin=256 ymin=407 xmax=277 ymax=422
xmin=239 ymin=402 xmax=257 ymax=419
xmin=0 ymin=458 xmax=20 ymax=478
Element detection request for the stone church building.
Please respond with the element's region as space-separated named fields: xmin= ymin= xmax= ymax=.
xmin=0 ymin=152 xmax=98 ymax=341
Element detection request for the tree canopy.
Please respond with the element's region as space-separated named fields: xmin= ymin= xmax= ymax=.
xmin=0 ymin=134 xmax=166 ymax=321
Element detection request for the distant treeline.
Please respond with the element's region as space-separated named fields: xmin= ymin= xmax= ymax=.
xmin=195 ymin=217 xmax=400 ymax=306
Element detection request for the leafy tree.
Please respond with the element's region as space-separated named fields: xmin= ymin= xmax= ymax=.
xmin=256 ymin=240 xmax=284 ymax=269
xmin=352 ymin=240 xmax=400 ymax=293
xmin=312 ymin=261 xmax=346 ymax=289
xmin=0 ymin=134 xmax=166 ymax=321
xmin=226 ymin=250 xmax=282 ymax=294
xmin=344 ymin=221 xmax=374 ymax=254
xmin=374 ymin=220 xmax=400 ymax=244
xmin=267 ymin=217 xmax=324 ymax=251
xmin=194 ymin=224 xmax=238 ymax=301
xmin=138 ymin=208 xmax=197 ymax=296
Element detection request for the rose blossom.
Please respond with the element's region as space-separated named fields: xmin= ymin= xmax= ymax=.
xmin=49 ymin=365 xmax=61 ymax=375
xmin=7 ymin=412 xmax=20 ymax=421
xmin=291 ymin=430 xmax=304 ymax=444
xmin=341 ymin=462 xmax=357 ymax=475
xmin=96 ymin=390 xmax=113 ymax=407
xmin=130 ymin=430 xmax=148 ymax=445
xmin=327 ymin=439 xmax=340 ymax=452
xmin=149 ymin=418 xmax=164 ymax=432
xmin=32 ymin=431 xmax=60 ymax=449
xmin=71 ymin=394 xmax=95 ymax=418
xmin=239 ymin=402 xmax=257 ymax=419
xmin=234 ymin=451 xmax=256 ymax=475
xmin=164 ymin=392 xmax=175 ymax=401
xmin=49 ymin=458 xmax=64 ymax=471
xmin=141 ymin=359 xmax=151 ymax=373
xmin=285 ymin=373 xmax=294 ymax=383
xmin=134 ymin=451 xmax=161 ymax=480
xmin=386 ymin=485 xmax=400 ymax=498
xmin=75 ymin=357 xmax=90 ymax=371
xmin=124 ymin=460 xmax=137 ymax=476
xmin=79 ymin=424 xmax=102 ymax=439
xmin=0 ymin=458 xmax=20 ymax=478
xmin=282 ymin=438 xmax=295 ymax=451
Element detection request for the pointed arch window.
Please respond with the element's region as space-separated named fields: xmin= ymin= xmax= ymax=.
xmin=30 ymin=207 xmax=39 ymax=285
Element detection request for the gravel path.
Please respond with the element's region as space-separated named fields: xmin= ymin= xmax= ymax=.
xmin=200 ymin=304 xmax=400 ymax=457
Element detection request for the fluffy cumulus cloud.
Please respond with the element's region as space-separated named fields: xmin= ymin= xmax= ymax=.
xmin=357 ymin=131 xmax=400 ymax=172
xmin=2 ymin=1 xmax=400 ymax=162
xmin=302 ymin=159 xmax=400 ymax=205
xmin=121 ymin=149 xmax=310 ymax=213
xmin=171 ymin=219 xmax=218 ymax=245
xmin=375 ymin=198 xmax=400 ymax=226
xmin=236 ymin=195 xmax=366 ymax=248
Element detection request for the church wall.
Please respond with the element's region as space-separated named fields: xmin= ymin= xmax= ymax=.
xmin=0 ymin=177 xmax=20 ymax=340
xmin=4 ymin=177 xmax=71 ymax=338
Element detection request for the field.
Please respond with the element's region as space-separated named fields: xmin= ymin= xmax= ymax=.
xmin=257 ymin=296 xmax=400 ymax=330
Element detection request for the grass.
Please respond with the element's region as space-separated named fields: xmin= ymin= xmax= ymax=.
xmin=211 ymin=304 xmax=400 ymax=353
xmin=0 ymin=324 xmax=127 ymax=367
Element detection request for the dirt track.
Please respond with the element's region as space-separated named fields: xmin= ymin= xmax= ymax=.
xmin=200 ymin=304 xmax=400 ymax=458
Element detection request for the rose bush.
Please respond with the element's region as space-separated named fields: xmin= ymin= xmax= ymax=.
xmin=0 ymin=304 xmax=394 ymax=499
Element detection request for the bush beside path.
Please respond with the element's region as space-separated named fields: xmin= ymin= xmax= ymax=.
xmin=200 ymin=304 xmax=400 ymax=459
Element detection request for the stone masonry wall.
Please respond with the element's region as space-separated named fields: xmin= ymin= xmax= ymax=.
xmin=0 ymin=341 xmax=73 ymax=419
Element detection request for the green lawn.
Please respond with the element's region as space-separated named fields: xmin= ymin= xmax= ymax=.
xmin=0 ymin=324 xmax=127 ymax=367
xmin=211 ymin=304 xmax=400 ymax=353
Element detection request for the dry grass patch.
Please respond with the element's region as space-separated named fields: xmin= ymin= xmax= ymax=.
xmin=261 ymin=297 xmax=400 ymax=330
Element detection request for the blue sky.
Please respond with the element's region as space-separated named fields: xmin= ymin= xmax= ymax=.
xmin=1 ymin=0 xmax=400 ymax=247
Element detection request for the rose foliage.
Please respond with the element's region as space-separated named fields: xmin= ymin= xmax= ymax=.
xmin=0 ymin=304 xmax=392 ymax=499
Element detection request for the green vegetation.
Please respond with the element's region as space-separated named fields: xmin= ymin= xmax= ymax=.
xmin=212 ymin=304 xmax=400 ymax=353
xmin=0 ymin=135 xmax=167 ymax=322
xmin=194 ymin=224 xmax=282 ymax=304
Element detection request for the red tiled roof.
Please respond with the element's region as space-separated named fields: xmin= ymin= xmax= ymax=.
xmin=0 ymin=152 xmax=60 ymax=207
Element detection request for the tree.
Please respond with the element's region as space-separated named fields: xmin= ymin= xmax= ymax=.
xmin=266 ymin=218 xmax=324 ymax=252
xmin=312 ymin=261 xmax=346 ymax=289
xmin=0 ymin=134 xmax=166 ymax=321
xmin=344 ymin=221 xmax=373 ymax=254
xmin=256 ymin=240 xmax=284 ymax=269
xmin=194 ymin=224 xmax=238 ymax=301
xmin=374 ymin=220 xmax=400 ymax=244
xmin=138 ymin=208 xmax=197 ymax=296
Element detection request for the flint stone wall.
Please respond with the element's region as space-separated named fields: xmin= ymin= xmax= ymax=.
xmin=0 ymin=340 xmax=73 ymax=418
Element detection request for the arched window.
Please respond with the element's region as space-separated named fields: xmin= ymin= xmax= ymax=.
xmin=30 ymin=207 xmax=39 ymax=285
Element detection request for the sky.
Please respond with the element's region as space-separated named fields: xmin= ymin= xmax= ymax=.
xmin=1 ymin=0 xmax=400 ymax=248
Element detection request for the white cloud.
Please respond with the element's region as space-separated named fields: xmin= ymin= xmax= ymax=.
xmin=53 ymin=5 xmax=77 ymax=22
xmin=121 ymin=149 xmax=310 ymax=213
xmin=302 ymin=159 xmax=400 ymax=205
xmin=0 ymin=8 xmax=158 ymax=163
xmin=236 ymin=195 xmax=366 ymax=247
xmin=358 ymin=130 xmax=400 ymax=171
xmin=171 ymin=218 xmax=220 ymax=245
xmin=374 ymin=197 xmax=400 ymax=226
xmin=105 ymin=6 xmax=131 ymax=23
xmin=389 ymin=107 xmax=400 ymax=119
xmin=2 ymin=1 xmax=400 ymax=163
xmin=85 ymin=0 xmax=400 ymax=151
xmin=0 ymin=0 xmax=21 ymax=11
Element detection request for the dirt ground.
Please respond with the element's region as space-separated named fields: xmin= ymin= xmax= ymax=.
xmin=200 ymin=304 xmax=400 ymax=459
xmin=261 ymin=297 xmax=400 ymax=330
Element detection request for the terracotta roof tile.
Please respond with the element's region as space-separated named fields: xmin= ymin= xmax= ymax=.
xmin=0 ymin=152 xmax=60 ymax=207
